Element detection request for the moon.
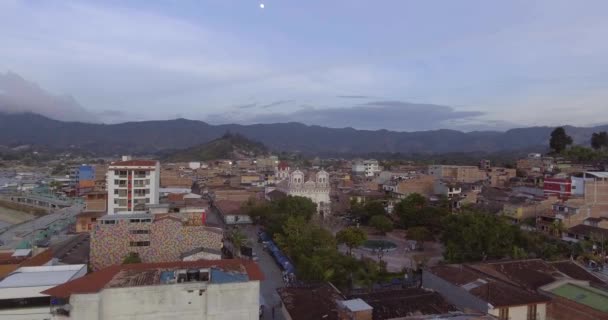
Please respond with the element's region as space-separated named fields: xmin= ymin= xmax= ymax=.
xmin=259 ymin=3 xmax=265 ymax=9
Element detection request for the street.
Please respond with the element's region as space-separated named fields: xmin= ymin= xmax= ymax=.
xmin=207 ymin=205 xmax=285 ymax=320
xmin=0 ymin=204 xmax=84 ymax=249
xmin=242 ymin=225 xmax=286 ymax=320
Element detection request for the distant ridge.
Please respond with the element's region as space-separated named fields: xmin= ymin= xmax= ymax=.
xmin=163 ymin=132 xmax=268 ymax=162
xmin=1 ymin=112 xmax=606 ymax=155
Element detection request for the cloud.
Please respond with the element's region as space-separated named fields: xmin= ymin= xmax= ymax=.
xmin=0 ymin=71 xmax=98 ymax=122
xmin=259 ymin=100 xmax=294 ymax=109
xmin=337 ymin=95 xmax=372 ymax=99
xmin=206 ymin=100 xmax=490 ymax=131
xmin=234 ymin=103 xmax=258 ymax=109
xmin=93 ymin=109 xmax=148 ymax=123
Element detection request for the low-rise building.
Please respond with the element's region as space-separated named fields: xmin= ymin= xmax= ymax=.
xmin=0 ymin=264 xmax=86 ymax=320
xmin=90 ymin=213 xmax=223 ymax=271
xmin=213 ymin=200 xmax=252 ymax=225
xmin=428 ymin=165 xmax=487 ymax=184
xmin=424 ymin=264 xmax=550 ymax=320
xmin=43 ymin=260 xmax=264 ymax=320
xmin=487 ymin=167 xmax=516 ymax=187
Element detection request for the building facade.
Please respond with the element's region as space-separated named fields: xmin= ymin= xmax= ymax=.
xmin=43 ymin=260 xmax=263 ymax=320
xmin=90 ymin=213 xmax=222 ymax=271
xmin=428 ymin=165 xmax=487 ymax=184
xmin=107 ymin=160 xmax=160 ymax=214
xmin=277 ymin=169 xmax=331 ymax=216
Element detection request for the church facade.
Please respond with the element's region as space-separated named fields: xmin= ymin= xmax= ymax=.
xmin=276 ymin=168 xmax=331 ymax=217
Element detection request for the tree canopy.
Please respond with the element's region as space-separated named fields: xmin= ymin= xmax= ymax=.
xmin=591 ymin=131 xmax=608 ymax=150
xmin=245 ymin=195 xmax=317 ymax=235
xmin=369 ymin=215 xmax=394 ymax=234
xmin=336 ymin=227 xmax=367 ymax=255
xmin=394 ymin=193 xmax=449 ymax=232
xmin=549 ymin=127 xmax=573 ymax=153
xmin=350 ymin=200 xmax=386 ymax=224
xmin=441 ymin=210 xmax=575 ymax=263
xmin=407 ymin=226 xmax=432 ymax=250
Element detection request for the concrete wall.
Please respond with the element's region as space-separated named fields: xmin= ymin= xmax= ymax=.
xmin=68 ymin=281 xmax=259 ymax=320
xmin=0 ymin=306 xmax=50 ymax=320
xmin=422 ymin=270 xmax=488 ymax=313
xmin=488 ymin=304 xmax=546 ymax=320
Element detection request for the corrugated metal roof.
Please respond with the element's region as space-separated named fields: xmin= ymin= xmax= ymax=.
xmin=585 ymin=172 xmax=608 ymax=179
xmin=0 ymin=265 xmax=86 ymax=288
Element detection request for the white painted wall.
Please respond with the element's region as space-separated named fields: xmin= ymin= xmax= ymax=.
xmin=107 ymin=162 xmax=160 ymax=215
xmin=488 ymin=304 xmax=546 ymax=320
xmin=66 ymin=281 xmax=259 ymax=320
xmin=0 ymin=307 xmax=51 ymax=320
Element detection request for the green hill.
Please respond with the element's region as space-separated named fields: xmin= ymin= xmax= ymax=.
xmin=165 ymin=133 xmax=268 ymax=162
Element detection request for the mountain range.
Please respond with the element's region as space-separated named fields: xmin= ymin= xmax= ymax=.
xmin=1 ymin=112 xmax=606 ymax=156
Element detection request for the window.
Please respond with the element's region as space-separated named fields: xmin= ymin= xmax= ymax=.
xmin=101 ymin=220 xmax=116 ymax=225
xmin=129 ymin=218 xmax=152 ymax=223
xmin=129 ymin=229 xmax=150 ymax=234
xmin=527 ymin=305 xmax=537 ymax=320
xmin=129 ymin=241 xmax=150 ymax=247
xmin=114 ymin=189 xmax=119 ymax=195
xmin=498 ymin=308 xmax=509 ymax=320
xmin=145 ymin=198 xmax=150 ymax=203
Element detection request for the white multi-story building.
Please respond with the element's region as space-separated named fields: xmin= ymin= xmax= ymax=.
xmin=352 ymin=159 xmax=381 ymax=177
xmin=43 ymin=260 xmax=262 ymax=320
xmin=107 ymin=160 xmax=160 ymax=214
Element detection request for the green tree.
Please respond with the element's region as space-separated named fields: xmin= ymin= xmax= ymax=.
xmin=351 ymin=200 xmax=385 ymax=224
xmin=246 ymin=195 xmax=317 ymax=236
xmin=122 ymin=252 xmax=142 ymax=264
xmin=591 ymin=131 xmax=608 ymax=150
xmin=407 ymin=226 xmax=432 ymax=250
xmin=336 ymin=227 xmax=367 ymax=255
xmin=441 ymin=211 xmax=518 ymax=262
xmin=369 ymin=215 xmax=393 ymax=234
xmin=548 ymin=220 xmax=565 ymax=238
xmin=274 ymin=216 xmax=337 ymax=261
xmin=564 ymin=145 xmax=599 ymax=162
xmin=230 ymin=229 xmax=247 ymax=257
xmin=550 ymin=127 xmax=573 ymax=153
xmin=399 ymin=193 xmax=426 ymax=209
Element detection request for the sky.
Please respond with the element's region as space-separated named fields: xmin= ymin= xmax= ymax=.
xmin=1 ymin=0 xmax=608 ymax=131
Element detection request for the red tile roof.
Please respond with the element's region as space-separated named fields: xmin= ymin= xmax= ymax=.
xmin=20 ymin=249 xmax=54 ymax=267
xmin=213 ymin=200 xmax=245 ymax=216
xmin=167 ymin=193 xmax=186 ymax=202
xmin=110 ymin=160 xmax=157 ymax=167
xmin=428 ymin=265 xmax=550 ymax=307
xmin=42 ymin=259 xmax=264 ymax=298
xmin=278 ymin=161 xmax=289 ymax=170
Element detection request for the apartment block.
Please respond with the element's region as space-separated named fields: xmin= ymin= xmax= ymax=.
xmin=107 ymin=160 xmax=160 ymax=214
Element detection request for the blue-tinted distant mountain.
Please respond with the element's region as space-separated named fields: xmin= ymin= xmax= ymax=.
xmin=1 ymin=112 xmax=606 ymax=156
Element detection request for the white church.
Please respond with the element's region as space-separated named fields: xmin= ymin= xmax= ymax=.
xmin=274 ymin=162 xmax=331 ymax=217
